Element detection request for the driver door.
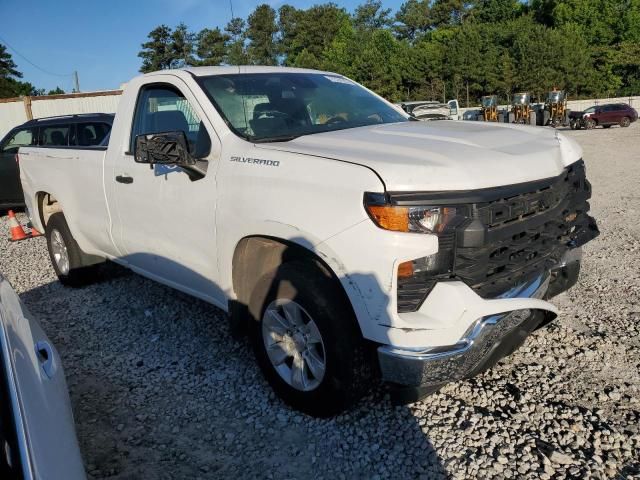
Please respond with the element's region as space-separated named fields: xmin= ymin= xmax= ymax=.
xmin=1 ymin=127 xmax=35 ymax=205
xmin=108 ymin=79 xmax=224 ymax=305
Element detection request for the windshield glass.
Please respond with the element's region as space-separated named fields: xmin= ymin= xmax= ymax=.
xmin=547 ymin=91 xmax=564 ymax=103
xmin=199 ymin=73 xmax=408 ymax=142
xmin=512 ymin=93 xmax=529 ymax=104
xmin=481 ymin=96 xmax=496 ymax=107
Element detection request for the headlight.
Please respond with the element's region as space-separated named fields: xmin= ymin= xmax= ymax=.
xmin=364 ymin=193 xmax=460 ymax=234
xmin=364 ymin=192 xmax=469 ymax=312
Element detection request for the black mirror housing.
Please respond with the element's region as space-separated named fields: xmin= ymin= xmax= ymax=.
xmin=134 ymin=131 xmax=196 ymax=166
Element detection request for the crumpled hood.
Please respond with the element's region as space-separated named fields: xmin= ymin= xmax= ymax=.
xmin=257 ymin=121 xmax=583 ymax=191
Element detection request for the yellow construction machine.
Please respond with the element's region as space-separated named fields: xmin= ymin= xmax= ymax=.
xmin=479 ymin=95 xmax=499 ymax=122
xmin=544 ymin=89 xmax=568 ymax=127
xmin=511 ymin=92 xmax=534 ymax=124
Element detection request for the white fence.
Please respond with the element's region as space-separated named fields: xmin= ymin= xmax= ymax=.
xmin=0 ymin=91 xmax=122 ymax=139
xmin=567 ymin=96 xmax=639 ymax=111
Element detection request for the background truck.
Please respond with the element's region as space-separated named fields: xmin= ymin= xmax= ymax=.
xmin=396 ymin=100 xmax=461 ymax=121
xmin=18 ymin=66 xmax=598 ymax=416
xmin=1 ymin=114 xmax=114 ymax=209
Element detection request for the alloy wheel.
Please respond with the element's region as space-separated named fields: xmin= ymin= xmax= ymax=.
xmin=262 ymin=299 xmax=327 ymax=392
xmin=50 ymin=228 xmax=70 ymax=275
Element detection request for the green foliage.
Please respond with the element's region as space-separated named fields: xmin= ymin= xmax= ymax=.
xmin=353 ymin=0 xmax=393 ymax=30
xmin=171 ymin=23 xmax=197 ymax=68
xmin=0 ymin=43 xmax=42 ymax=98
xmin=47 ymin=87 xmax=65 ymax=95
xmin=279 ymin=3 xmax=349 ymax=67
xmin=136 ymin=0 xmax=640 ymax=102
xmin=0 ymin=44 xmax=21 ymax=79
xmin=224 ymin=18 xmax=248 ymax=65
xmin=473 ymin=0 xmax=521 ymax=23
xmin=246 ymin=4 xmax=279 ymax=65
xmin=196 ymin=28 xmax=230 ymax=66
xmin=430 ymin=0 xmax=474 ymax=26
xmin=394 ymin=0 xmax=431 ymax=41
xmin=138 ymin=25 xmax=175 ymax=73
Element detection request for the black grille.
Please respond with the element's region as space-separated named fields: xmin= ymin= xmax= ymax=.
xmin=396 ymin=160 xmax=599 ymax=312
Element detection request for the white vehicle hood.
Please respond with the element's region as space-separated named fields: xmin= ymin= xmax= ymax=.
xmin=257 ymin=121 xmax=583 ymax=191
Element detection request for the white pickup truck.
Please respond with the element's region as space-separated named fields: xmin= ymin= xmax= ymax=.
xmin=18 ymin=66 xmax=599 ymax=416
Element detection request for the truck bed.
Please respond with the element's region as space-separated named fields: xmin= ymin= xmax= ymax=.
xmin=18 ymin=146 xmax=112 ymax=257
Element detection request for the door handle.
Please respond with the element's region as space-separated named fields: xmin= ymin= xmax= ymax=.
xmin=116 ymin=175 xmax=134 ymax=184
xmin=35 ymin=340 xmax=57 ymax=379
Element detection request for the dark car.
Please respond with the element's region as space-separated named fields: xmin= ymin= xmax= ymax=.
xmin=569 ymin=103 xmax=638 ymax=130
xmin=0 ymin=113 xmax=114 ymax=208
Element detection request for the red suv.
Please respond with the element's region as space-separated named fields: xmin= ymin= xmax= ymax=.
xmin=569 ymin=103 xmax=638 ymax=130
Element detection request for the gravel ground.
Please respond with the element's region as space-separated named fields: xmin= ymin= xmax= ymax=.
xmin=1 ymin=122 xmax=639 ymax=479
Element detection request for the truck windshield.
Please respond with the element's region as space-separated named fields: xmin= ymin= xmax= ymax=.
xmin=199 ymin=73 xmax=408 ymax=142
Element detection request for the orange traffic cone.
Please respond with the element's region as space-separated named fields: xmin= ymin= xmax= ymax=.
xmin=8 ymin=210 xmax=29 ymax=242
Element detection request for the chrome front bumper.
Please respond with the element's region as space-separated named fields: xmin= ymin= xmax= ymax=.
xmin=378 ymin=265 xmax=565 ymax=391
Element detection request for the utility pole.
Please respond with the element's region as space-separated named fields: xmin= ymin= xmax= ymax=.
xmin=466 ymin=81 xmax=469 ymax=108
xmin=73 ymin=71 xmax=80 ymax=93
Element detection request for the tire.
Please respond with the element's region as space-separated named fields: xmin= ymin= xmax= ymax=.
xmin=570 ymin=120 xmax=576 ymax=130
xmin=585 ymin=118 xmax=596 ymax=130
xmin=45 ymin=213 xmax=100 ymax=287
xmin=248 ymin=260 xmax=371 ymax=417
xmin=620 ymin=116 xmax=631 ymax=127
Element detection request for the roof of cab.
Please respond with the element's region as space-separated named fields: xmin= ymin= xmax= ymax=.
xmin=21 ymin=113 xmax=115 ymax=128
xmin=143 ymin=65 xmax=335 ymax=77
xmin=3 ymin=114 xmax=115 ymax=136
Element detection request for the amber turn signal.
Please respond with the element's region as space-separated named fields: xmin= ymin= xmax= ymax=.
xmin=365 ymin=205 xmax=409 ymax=232
xmin=397 ymin=260 xmax=414 ymax=278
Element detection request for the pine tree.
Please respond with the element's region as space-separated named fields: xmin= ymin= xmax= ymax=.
xmin=138 ymin=25 xmax=175 ymax=73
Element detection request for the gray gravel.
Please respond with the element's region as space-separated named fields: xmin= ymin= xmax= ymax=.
xmin=1 ymin=122 xmax=639 ymax=479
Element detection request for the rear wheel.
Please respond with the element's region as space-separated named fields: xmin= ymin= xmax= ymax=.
xmin=620 ymin=116 xmax=631 ymax=127
xmin=46 ymin=213 xmax=100 ymax=287
xmin=248 ymin=261 xmax=371 ymax=417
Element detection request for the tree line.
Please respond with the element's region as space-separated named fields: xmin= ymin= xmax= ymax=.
xmin=0 ymin=44 xmax=65 ymax=98
xmin=138 ymin=0 xmax=640 ymax=105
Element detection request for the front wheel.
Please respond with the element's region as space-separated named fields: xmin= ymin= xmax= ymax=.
xmin=46 ymin=213 xmax=100 ymax=286
xmin=620 ymin=116 xmax=631 ymax=127
xmin=585 ymin=118 xmax=596 ymax=130
xmin=248 ymin=261 xmax=371 ymax=417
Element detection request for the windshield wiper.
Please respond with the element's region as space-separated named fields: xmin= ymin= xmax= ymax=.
xmin=252 ymin=134 xmax=301 ymax=143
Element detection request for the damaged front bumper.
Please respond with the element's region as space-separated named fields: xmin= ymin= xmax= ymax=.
xmin=378 ymin=251 xmax=581 ymax=402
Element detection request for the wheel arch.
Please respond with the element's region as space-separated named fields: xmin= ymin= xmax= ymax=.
xmin=232 ymin=235 xmax=344 ymax=304
xmin=230 ymin=235 xmax=365 ymax=338
xmin=35 ymin=191 xmax=63 ymax=229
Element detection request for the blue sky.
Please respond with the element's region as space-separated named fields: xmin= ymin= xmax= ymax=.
xmin=0 ymin=0 xmax=405 ymax=93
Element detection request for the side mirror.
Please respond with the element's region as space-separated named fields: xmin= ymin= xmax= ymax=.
xmin=134 ymin=131 xmax=196 ymax=166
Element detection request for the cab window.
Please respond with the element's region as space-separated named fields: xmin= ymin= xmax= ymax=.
xmin=2 ymin=128 xmax=36 ymax=152
xmin=130 ymin=84 xmax=210 ymax=156
xmin=74 ymin=122 xmax=111 ymax=146
xmin=40 ymin=125 xmax=70 ymax=146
